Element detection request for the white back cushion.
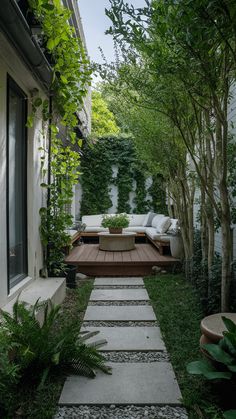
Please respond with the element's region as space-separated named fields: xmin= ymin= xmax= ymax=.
xmin=82 ymin=215 xmax=104 ymax=227
xmin=128 ymin=214 xmax=146 ymax=226
xmin=156 ymin=216 xmax=171 ymax=233
xmin=151 ymin=214 xmax=165 ymax=228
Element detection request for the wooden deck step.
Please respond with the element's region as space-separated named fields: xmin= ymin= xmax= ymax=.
xmin=65 ymin=244 xmax=179 ymax=277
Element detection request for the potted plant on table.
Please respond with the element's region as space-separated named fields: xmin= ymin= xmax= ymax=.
xmin=101 ymin=213 xmax=129 ymax=234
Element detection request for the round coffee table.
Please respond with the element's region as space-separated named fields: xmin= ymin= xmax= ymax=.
xmin=98 ymin=232 xmax=136 ymax=251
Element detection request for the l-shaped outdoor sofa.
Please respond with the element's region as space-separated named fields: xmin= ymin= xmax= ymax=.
xmin=73 ymin=212 xmax=184 ymax=258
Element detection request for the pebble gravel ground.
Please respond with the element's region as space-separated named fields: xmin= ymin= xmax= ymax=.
xmin=94 ymin=285 xmax=145 ymax=289
xmin=88 ymin=301 xmax=151 ymax=306
xmin=102 ymin=351 xmax=170 ymax=362
xmin=55 ymin=405 xmax=188 ymax=419
xmin=82 ymin=321 xmax=159 ymax=327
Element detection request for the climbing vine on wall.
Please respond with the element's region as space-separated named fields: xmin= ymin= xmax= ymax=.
xmin=148 ymin=175 xmax=167 ymax=214
xmin=27 ymin=0 xmax=92 ymax=274
xmin=133 ymin=166 xmax=150 ymax=213
xmin=80 ymin=136 xmax=166 ymax=216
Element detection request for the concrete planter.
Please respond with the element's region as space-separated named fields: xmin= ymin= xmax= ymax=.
xmin=109 ymin=227 xmax=123 ymax=234
xmin=170 ymin=235 xmax=184 ymax=258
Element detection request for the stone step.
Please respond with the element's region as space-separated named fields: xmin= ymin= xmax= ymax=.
xmin=94 ymin=277 xmax=144 ymax=286
xmin=59 ymin=362 xmax=182 ymax=406
xmin=80 ymin=326 xmax=166 ymax=351
xmin=90 ymin=289 xmax=149 ymax=301
xmin=84 ymin=305 xmax=156 ymax=322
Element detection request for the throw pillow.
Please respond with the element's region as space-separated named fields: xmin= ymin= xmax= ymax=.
xmin=167 ymin=218 xmax=179 ymax=233
xmin=156 ymin=216 xmax=171 ymax=233
xmin=142 ymin=212 xmax=156 ymax=227
xmin=151 ymin=214 xmax=165 ymax=228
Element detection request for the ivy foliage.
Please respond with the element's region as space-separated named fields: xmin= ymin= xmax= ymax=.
xmin=80 ymin=136 xmax=166 ymax=216
xmin=91 ymin=91 xmax=120 ymax=138
xmin=27 ymin=0 xmax=92 ymax=274
xmin=148 ymin=175 xmax=168 ymax=215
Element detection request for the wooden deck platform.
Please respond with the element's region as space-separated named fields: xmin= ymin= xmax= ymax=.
xmin=65 ymin=243 xmax=179 ymax=277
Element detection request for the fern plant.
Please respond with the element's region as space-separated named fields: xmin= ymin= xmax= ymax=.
xmin=0 ymin=331 xmax=20 ymax=417
xmin=0 ymin=299 xmax=111 ymax=389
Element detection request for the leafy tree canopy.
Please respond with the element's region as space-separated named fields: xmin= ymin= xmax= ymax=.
xmin=91 ymin=91 xmax=120 ymax=137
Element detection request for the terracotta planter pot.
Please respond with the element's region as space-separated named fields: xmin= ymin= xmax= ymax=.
xmin=109 ymin=227 xmax=122 ymax=234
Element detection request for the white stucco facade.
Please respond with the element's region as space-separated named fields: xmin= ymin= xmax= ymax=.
xmin=0 ymin=34 xmax=47 ymax=307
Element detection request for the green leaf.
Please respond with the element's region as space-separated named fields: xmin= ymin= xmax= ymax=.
xmin=186 ymin=360 xmax=232 ymax=380
xmin=42 ymin=4 xmax=54 ymax=11
xmin=33 ymin=97 xmax=42 ymax=108
xmin=40 ymin=183 xmax=48 ymax=188
xmin=228 ymin=364 xmax=236 ymax=372
xmin=223 ymin=410 xmax=236 ymax=419
xmin=202 ymin=344 xmax=235 ymax=365
xmin=222 ymin=317 xmax=236 ymax=334
xmin=26 ymin=115 xmax=34 ymax=128
xmin=60 ymin=75 xmax=68 ymax=84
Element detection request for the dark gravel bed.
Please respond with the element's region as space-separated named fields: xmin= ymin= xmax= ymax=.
xmin=82 ymin=321 xmax=159 ymax=327
xmin=94 ymin=285 xmax=145 ymax=289
xmin=88 ymin=301 xmax=151 ymax=306
xmin=55 ymin=405 xmax=188 ymax=419
xmin=102 ymin=351 xmax=170 ymax=362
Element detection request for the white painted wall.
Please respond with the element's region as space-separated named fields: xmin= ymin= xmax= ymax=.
xmin=0 ymin=34 xmax=47 ymax=307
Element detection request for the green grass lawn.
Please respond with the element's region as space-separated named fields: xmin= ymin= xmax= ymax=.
xmin=144 ymin=274 xmax=223 ymax=419
xmin=13 ymin=279 xmax=94 ymax=419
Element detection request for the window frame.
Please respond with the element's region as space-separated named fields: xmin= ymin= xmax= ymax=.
xmin=6 ymin=75 xmax=28 ymax=292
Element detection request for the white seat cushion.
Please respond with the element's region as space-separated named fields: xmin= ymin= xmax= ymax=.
xmin=155 ymin=234 xmax=171 ymax=243
xmin=84 ymin=227 xmax=108 ymax=233
xmin=145 ymin=227 xmax=163 ymax=240
xmin=124 ymin=226 xmax=146 ymax=233
xmin=65 ymin=229 xmax=78 ymax=238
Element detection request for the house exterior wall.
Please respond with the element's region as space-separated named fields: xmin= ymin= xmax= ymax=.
xmin=0 ymin=34 xmax=47 ymax=307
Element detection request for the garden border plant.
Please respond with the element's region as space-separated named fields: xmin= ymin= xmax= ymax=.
xmin=26 ymin=0 xmax=92 ymax=275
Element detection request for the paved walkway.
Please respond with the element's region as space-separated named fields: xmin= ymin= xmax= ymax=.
xmin=56 ymin=277 xmax=188 ymax=419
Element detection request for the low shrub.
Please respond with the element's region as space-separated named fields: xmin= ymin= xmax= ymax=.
xmin=101 ymin=213 xmax=129 ymax=228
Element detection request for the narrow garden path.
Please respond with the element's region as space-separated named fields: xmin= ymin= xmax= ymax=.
xmin=56 ymin=277 xmax=188 ymax=419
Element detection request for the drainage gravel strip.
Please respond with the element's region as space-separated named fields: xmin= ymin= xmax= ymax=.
xmin=55 ymin=405 xmax=188 ymax=419
xmin=82 ymin=321 xmax=159 ymax=327
xmin=102 ymin=351 xmax=170 ymax=362
xmin=89 ymin=300 xmax=151 ymax=306
xmin=94 ymin=285 xmax=145 ymax=289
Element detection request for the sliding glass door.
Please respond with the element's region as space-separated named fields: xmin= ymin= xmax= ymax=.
xmin=7 ymin=77 xmax=28 ymax=290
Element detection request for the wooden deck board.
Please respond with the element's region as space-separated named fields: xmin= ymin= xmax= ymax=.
xmin=65 ymin=243 xmax=179 ymax=276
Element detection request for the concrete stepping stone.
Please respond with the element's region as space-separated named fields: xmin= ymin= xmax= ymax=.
xmin=94 ymin=277 xmax=144 ymax=286
xmin=84 ymin=305 xmax=156 ymax=321
xmin=90 ymin=289 xmax=149 ymax=301
xmin=80 ymin=327 xmax=166 ymax=351
xmin=59 ymin=362 xmax=182 ymax=405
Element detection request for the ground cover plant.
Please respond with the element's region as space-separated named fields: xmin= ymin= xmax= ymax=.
xmin=144 ymin=274 xmax=229 ymax=419
xmin=0 ymin=280 xmax=99 ymax=419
